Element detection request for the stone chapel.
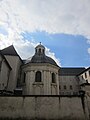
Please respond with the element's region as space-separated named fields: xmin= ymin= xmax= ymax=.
xmin=0 ymin=43 xmax=90 ymax=95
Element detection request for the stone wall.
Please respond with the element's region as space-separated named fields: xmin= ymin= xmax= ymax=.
xmin=0 ymin=96 xmax=88 ymax=120
xmin=5 ymin=55 xmax=22 ymax=91
xmin=59 ymin=75 xmax=80 ymax=95
xmin=0 ymin=56 xmax=11 ymax=90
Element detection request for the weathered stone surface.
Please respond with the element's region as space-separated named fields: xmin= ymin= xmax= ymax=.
xmin=0 ymin=96 xmax=87 ymax=120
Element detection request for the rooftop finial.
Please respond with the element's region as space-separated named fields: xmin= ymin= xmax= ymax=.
xmin=40 ymin=42 xmax=41 ymax=45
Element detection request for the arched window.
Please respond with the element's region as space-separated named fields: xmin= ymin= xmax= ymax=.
xmin=35 ymin=71 xmax=41 ymax=82
xmin=52 ymin=73 xmax=56 ymax=83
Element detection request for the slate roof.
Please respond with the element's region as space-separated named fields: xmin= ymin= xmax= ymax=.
xmin=1 ymin=45 xmax=19 ymax=56
xmin=30 ymin=54 xmax=58 ymax=66
xmin=59 ymin=68 xmax=85 ymax=76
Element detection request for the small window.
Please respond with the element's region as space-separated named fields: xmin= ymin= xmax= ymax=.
xmin=59 ymin=85 xmax=61 ymax=90
xmin=35 ymin=71 xmax=41 ymax=82
xmin=64 ymin=85 xmax=66 ymax=90
xmin=70 ymin=85 xmax=73 ymax=90
xmin=52 ymin=73 xmax=56 ymax=83
xmin=2 ymin=83 xmax=4 ymax=87
xmin=85 ymin=72 xmax=87 ymax=78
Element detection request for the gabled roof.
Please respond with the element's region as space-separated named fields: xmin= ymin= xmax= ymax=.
xmin=1 ymin=45 xmax=19 ymax=56
xmin=59 ymin=68 xmax=85 ymax=76
xmin=0 ymin=51 xmax=12 ymax=70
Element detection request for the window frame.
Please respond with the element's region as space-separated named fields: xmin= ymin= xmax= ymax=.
xmin=52 ymin=73 xmax=56 ymax=83
xmin=35 ymin=71 xmax=42 ymax=82
xmin=85 ymin=72 xmax=87 ymax=78
xmin=70 ymin=85 xmax=73 ymax=90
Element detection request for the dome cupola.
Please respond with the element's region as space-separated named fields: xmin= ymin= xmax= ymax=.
xmin=35 ymin=42 xmax=45 ymax=55
xmin=30 ymin=43 xmax=58 ymax=66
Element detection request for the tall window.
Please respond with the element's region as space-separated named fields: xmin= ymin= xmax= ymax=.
xmin=89 ymin=71 xmax=90 ymax=76
xmin=52 ymin=73 xmax=56 ymax=83
xmin=43 ymin=49 xmax=44 ymax=54
xmin=35 ymin=71 xmax=41 ymax=82
xmin=70 ymin=85 xmax=72 ymax=90
xmin=85 ymin=72 xmax=87 ymax=78
xmin=23 ymin=72 xmax=26 ymax=83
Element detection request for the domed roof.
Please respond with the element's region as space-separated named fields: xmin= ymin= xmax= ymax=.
xmin=30 ymin=43 xmax=58 ymax=66
xmin=31 ymin=54 xmax=58 ymax=66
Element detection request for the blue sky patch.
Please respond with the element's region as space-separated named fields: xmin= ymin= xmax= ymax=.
xmin=22 ymin=31 xmax=90 ymax=67
xmin=0 ymin=26 xmax=8 ymax=35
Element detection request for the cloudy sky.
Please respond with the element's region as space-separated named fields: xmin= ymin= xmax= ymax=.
xmin=0 ymin=0 xmax=90 ymax=67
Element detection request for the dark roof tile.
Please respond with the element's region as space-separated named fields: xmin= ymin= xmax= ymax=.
xmin=1 ymin=45 xmax=23 ymax=62
xmin=30 ymin=54 xmax=58 ymax=66
xmin=1 ymin=45 xmax=18 ymax=56
xmin=59 ymin=68 xmax=85 ymax=76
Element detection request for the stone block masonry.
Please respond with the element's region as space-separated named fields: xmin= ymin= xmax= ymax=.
xmin=0 ymin=95 xmax=87 ymax=120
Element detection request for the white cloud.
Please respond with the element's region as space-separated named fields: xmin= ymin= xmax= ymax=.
xmin=88 ymin=48 xmax=90 ymax=54
xmin=0 ymin=0 xmax=90 ymax=65
xmin=45 ymin=47 xmax=61 ymax=66
xmin=1 ymin=0 xmax=90 ymax=36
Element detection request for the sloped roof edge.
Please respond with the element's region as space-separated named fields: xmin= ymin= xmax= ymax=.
xmin=77 ymin=67 xmax=90 ymax=76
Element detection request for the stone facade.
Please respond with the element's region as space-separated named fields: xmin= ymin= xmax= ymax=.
xmin=0 ymin=44 xmax=90 ymax=119
xmin=59 ymin=75 xmax=80 ymax=95
xmin=22 ymin=63 xmax=59 ymax=95
xmin=0 ymin=44 xmax=90 ymax=95
xmin=0 ymin=53 xmax=11 ymax=90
